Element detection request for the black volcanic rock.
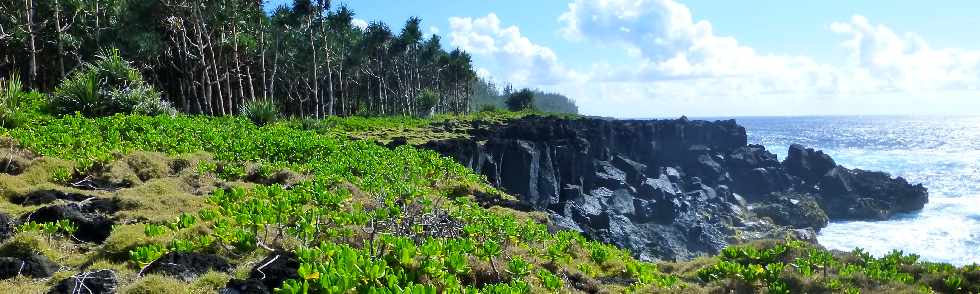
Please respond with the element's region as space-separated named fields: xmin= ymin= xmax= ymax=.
xmin=419 ymin=116 xmax=928 ymax=261
xmin=49 ymin=269 xmax=118 ymax=294
xmin=0 ymin=212 xmax=13 ymax=242
xmin=815 ymin=166 xmax=928 ymax=220
xmin=221 ymin=251 xmax=300 ymax=294
xmin=0 ymin=254 xmax=58 ymax=279
xmin=21 ymin=204 xmax=114 ymax=243
xmin=752 ymin=193 xmax=829 ymax=229
xmin=784 ymin=144 xmax=837 ymax=186
xmin=143 ymin=252 xmax=232 ymax=281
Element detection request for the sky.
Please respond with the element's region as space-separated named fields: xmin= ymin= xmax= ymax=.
xmin=266 ymin=0 xmax=980 ymax=117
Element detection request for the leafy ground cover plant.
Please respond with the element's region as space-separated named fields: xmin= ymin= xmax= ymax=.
xmin=2 ymin=110 xmax=978 ymax=293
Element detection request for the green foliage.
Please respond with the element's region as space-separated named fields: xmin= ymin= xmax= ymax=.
xmin=0 ymin=74 xmax=47 ymax=126
xmin=535 ymin=269 xmax=562 ymax=292
xmin=130 ymin=244 xmax=168 ymax=268
xmin=415 ymin=88 xmax=439 ymax=117
xmin=49 ymin=165 xmax=74 ymax=184
xmin=505 ymin=89 xmax=534 ymax=112
xmin=241 ymin=100 xmax=280 ymax=126
xmin=50 ymin=49 xmax=174 ymax=117
xmin=506 ymin=257 xmax=532 ymax=279
xmin=17 ymin=220 xmax=77 ymax=241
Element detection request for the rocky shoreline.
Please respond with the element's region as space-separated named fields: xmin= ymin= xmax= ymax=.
xmin=413 ymin=116 xmax=928 ymax=261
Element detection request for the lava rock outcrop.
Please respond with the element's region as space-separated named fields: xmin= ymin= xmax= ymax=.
xmin=421 ymin=116 xmax=928 ymax=261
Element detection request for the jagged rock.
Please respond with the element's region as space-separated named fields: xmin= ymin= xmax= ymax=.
xmin=637 ymin=176 xmax=679 ymax=201
xmin=0 ymin=213 xmax=13 ymax=242
xmin=611 ymin=155 xmax=647 ymax=186
xmin=594 ymin=160 xmax=628 ymax=189
xmin=728 ymin=145 xmax=780 ymax=168
xmin=784 ymin=144 xmax=837 ymax=185
xmin=751 ymin=193 xmax=829 ymax=229
xmin=21 ymin=204 xmax=114 ymax=243
xmin=419 ymin=116 xmax=929 ymax=261
xmin=0 ymin=254 xmax=58 ymax=279
xmin=49 ymin=269 xmax=117 ymax=294
xmin=143 ymin=252 xmax=232 ymax=281
xmin=816 ymin=167 xmax=928 ymax=220
xmin=607 ymin=189 xmax=635 ymax=216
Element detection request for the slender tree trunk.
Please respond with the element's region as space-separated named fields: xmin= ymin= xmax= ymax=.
xmin=54 ymin=0 xmax=66 ymax=78
xmin=24 ymin=0 xmax=38 ymax=88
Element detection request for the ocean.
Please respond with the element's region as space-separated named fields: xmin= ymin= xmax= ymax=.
xmin=729 ymin=116 xmax=980 ymax=266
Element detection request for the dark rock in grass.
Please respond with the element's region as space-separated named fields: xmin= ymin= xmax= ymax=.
xmin=248 ymin=252 xmax=300 ymax=291
xmin=0 ymin=213 xmax=13 ymax=242
xmin=221 ymin=279 xmax=271 ymax=294
xmin=12 ymin=190 xmax=90 ymax=206
xmin=385 ymin=137 xmax=409 ymax=149
xmin=143 ymin=252 xmax=232 ymax=281
xmin=21 ymin=204 xmax=114 ymax=243
xmin=221 ymin=251 xmax=299 ymax=294
xmin=49 ymin=269 xmax=117 ymax=294
xmin=0 ymin=255 xmax=58 ymax=279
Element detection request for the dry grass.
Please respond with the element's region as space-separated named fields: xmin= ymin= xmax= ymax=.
xmin=113 ymin=178 xmax=209 ymax=223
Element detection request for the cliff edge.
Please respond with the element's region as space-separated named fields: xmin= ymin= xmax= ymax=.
xmin=413 ymin=115 xmax=928 ymax=261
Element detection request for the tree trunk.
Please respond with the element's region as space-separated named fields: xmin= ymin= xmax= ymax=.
xmin=24 ymin=0 xmax=38 ymax=88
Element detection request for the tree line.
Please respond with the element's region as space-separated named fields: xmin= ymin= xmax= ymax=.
xmin=0 ymin=0 xmax=487 ymax=118
xmin=470 ymin=79 xmax=579 ymax=114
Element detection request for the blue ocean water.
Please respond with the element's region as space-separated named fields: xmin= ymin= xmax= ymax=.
xmin=732 ymin=116 xmax=980 ymax=265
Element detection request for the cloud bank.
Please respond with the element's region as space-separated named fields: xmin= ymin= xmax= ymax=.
xmin=450 ymin=0 xmax=980 ymax=117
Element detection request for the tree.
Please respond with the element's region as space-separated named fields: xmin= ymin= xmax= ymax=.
xmin=505 ymin=88 xmax=535 ymax=111
xmin=0 ymin=0 xmax=487 ymax=118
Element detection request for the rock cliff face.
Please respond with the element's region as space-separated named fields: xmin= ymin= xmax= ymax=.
xmin=417 ymin=116 xmax=928 ymax=261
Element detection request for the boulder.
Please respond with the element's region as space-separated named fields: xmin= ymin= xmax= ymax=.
xmin=612 ymin=155 xmax=647 ymax=186
xmin=0 ymin=213 xmax=13 ymax=242
xmin=593 ymin=160 xmax=627 ymax=189
xmin=0 ymin=254 xmax=58 ymax=279
xmin=816 ymin=167 xmax=928 ymax=220
xmin=783 ymin=144 xmax=837 ymax=185
xmin=12 ymin=190 xmax=90 ymax=206
xmin=21 ymin=204 xmax=114 ymax=243
xmin=727 ymin=145 xmax=780 ymax=168
xmin=49 ymin=269 xmax=117 ymax=294
xmin=142 ymin=252 xmax=232 ymax=281
xmin=751 ymin=193 xmax=830 ymax=229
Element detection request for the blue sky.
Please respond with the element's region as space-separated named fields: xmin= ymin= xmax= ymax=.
xmin=266 ymin=0 xmax=980 ymax=117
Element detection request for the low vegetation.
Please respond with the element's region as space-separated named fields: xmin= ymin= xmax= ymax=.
xmin=0 ymin=57 xmax=974 ymax=293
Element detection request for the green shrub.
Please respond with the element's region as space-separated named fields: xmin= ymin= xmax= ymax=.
xmin=50 ymin=49 xmax=174 ymax=117
xmin=240 ymin=99 xmax=279 ymax=126
xmin=0 ymin=74 xmax=47 ymax=126
xmin=478 ymin=104 xmax=499 ymax=113
xmin=415 ymin=88 xmax=439 ymax=117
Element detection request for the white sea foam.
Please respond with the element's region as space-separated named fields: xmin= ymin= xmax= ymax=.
xmin=736 ymin=116 xmax=980 ymax=265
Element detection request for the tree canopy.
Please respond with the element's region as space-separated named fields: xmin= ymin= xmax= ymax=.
xmin=0 ymin=0 xmax=483 ymax=117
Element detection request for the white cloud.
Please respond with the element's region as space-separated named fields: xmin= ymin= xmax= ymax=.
xmin=351 ymin=18 xmax=369 ymax=30
xmin=831 ymin=15 xmax=980 ymax=92
xmin=553 ymin=0 xmax=980 ymax=116
xmin=448 ymin=13 xmax=584 ymax=87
